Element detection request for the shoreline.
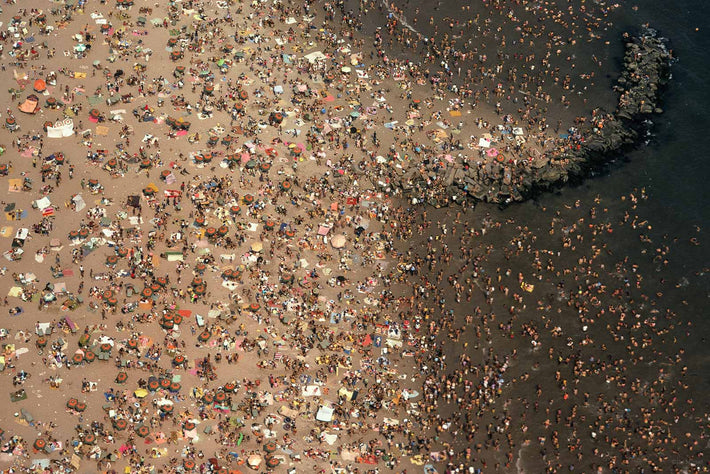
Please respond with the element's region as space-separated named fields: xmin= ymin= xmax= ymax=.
xmin=382 ymin=28 xmax=674 ymax=206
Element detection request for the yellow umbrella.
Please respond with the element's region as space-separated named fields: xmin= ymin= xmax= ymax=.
xmin=251 ymin=241 xmax=263 ymax=252
xmin=134 ymin=388 xmax=149 ymax=398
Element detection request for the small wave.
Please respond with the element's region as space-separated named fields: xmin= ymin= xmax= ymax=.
xmin=379 ymin=0 xmax=422 ymax=36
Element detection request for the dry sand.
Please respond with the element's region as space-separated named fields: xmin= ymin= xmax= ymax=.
xmin=0 ymin=0 xmax=517 ymax=473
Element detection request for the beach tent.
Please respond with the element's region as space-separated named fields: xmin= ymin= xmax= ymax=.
xmin=304 ymin=51 xmax=327 ymax=63
xmin=19 ymin=95 xmax=40 ymax=114
xmin=315 ymin=405 xmax=334 ymax=422
xmin=47 ymin=119 xmax=75 ymax=138
xmin=34 ymin=197 xmax=52 ymax=211
xmin=72 ymin=194 xmax=86 ymax=212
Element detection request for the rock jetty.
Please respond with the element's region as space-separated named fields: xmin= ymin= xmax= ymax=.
xmin=393 ymin=28 xmax=673 ymax=206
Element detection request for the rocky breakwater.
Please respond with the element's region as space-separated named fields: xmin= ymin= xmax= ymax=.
xmin=391 ymin=28 xmax=673 ymax=206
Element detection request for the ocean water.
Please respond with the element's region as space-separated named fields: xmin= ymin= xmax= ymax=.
xmin=352 ymin=0 xmax=710 ymax=470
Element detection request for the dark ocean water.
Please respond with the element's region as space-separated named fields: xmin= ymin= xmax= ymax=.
xmin=361 ymin=0 xmax=710 ymax=470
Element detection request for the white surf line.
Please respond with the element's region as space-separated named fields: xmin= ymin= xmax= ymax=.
xmin=378 ymin=0 xmax=421 ymax=36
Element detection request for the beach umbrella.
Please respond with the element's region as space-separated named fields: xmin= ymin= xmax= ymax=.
xmin=201 ymin=152 xmax=213 ymax=163
xmin=84 ymin=350 xmax=96 ymax=363
xmin=141 ymin=287 xmax=153 ymax=299
xmin=215 ymin=391 xmax=227 ymax=403
xmin=113 ymin=419 xmax=128 ymax=431
xmin=183 ymin=421 xmax=196 ymax=431
xmin=265 ymin=456 xmax=280 ymax=469
xmin=68 ymin=230 xmax=79 ymax=240
xmin=143 ymin=187 xmax=155 ymax=196
xmin=205 ymin=227 xmax=217 ymax=239
xmin=264 ymin=220 xmax=275 ymax=231
xmin=75 ymin=402 xmax=87 ymax=412
xmin=36 ymin=337 xmax=48 ymax=348
xmin=280 ymin=180 xmax=292 ymax=191
xmin=0 ymin=164 xmax=8 ymax=175
xmin=221 ymin=269 xmax=233 ymax=280
xmin=46 ymin=97 xmax=57 ymax=108
xmin=248 ymin=302 xmax=260 ymax=312
xmin=194 ymin=262 xmax=206 ymax=274
xmin=174 ymin=66 xmax=185 ymax=77
xmin=250 ymin=242 xmax=263 ymax=253
xmin=221 ymin=135 xmax=233 ymax=146
xmin=136 ymin=425 xmax=150 ymax=437
xmin=217 ymin=225 xmax=229 ymax=236
xmin=193 ymin=284 xmax=206 ymax=296
xmin=148 ymin=379 xmax=160 ymax=392
xmin=33 ymin=439 xmax=47 ymax=451
xmin=106 ymin=296 xmax=118 ymax=306
xmin=33 ymin=79 xmax=47 ymax=93
xmin=117 ymin=247 xmax=129 ymax=258
xmin=160 ymin=170 xmax=171 ymax=180
xmin=173 ymin=354 xmax=186 ymax=366
xmin=140 ymin=158 xmax=152 ymax=169
xmin=5 ymin=117 xmax=16 ymax=129
xmin=263 ymin=441 xmax=277 ymax=453
xmin=89 ymin=109 xmax=101 ymax=119
xmin=134 ymin=388 xmax=148 ymax=398
xmin=203 ymin=84 xmax=214 ymax=96
xmin=284 ymin=229 xmax=295 ymax=239
xmin=106 ymin=158 xmax=118 ymax=169
xmin=194 ymin=215 xmax=206 ymax=227
xmin=106 ymin=255 xmax=119 ymax=266
xmin=160 ymin=404 xmax=173 ymax=414
xmin=167 ymin=38 xmax=178 ymax=48
xmin=202 ymin=393 xmax=214 ymax=404
xmin=198 ymin=330 xmax=211 ymax=343
xmin=127 ymin=339 xmax=138 ymax=350
xmin=115 ymin=371 xmax=128 ymax=384
xmin=331 ymin=234 xmax=346 ymax=249
xmin=160 ymin=378 xmax=172 ymax=390
xmin=67 ymin=398 xmax=79 ymax=410
xmin=155 ymin=276 xmax=168 ymax=287
xmin=169 ymin=382 xmax=181 ymax=393
xmin=100 ymin=343 xmax=112 ymax=353
xmin=242 ymin=194 xmax=254 ymax=205
xmin=223 ymin=382 xmax=236 ymax=392
xmin=43 ymin=120 xmax=53 ymax=132
xmin=79 ymin=228 xmax=90 ymax=238
xmin=161 ymin=318 xmax=174 ymax=330
xmin=191 ymin=277 xmax=203 ymax=287
xmin=183 ymin=459 xmax=196 ymax=471
xmin=230 ymin=205 xmax=241 ymax=215
xmin=259 ymin=162 xmax=272 ymax=172
xmin=239 ymin=90 xmax=248 ymax=100
xmin=247 ymin=455 xmax=262 ymax=468
xmin=170 ymin=50 xmax=182 ymax=61
xmin=83 ymin=433 xmax=96 ymax=445
xmin=72 ymin=353 xmax=84 ymax=365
